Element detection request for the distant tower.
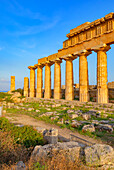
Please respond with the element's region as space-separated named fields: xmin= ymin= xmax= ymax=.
xmin=10 ymin=76 xmax=15 ymax=91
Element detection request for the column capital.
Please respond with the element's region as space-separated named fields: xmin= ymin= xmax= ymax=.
xmin=45 ymin=60 xmax=54 ymax=66
xmin=63 ymin=54 xmax=77 ymax=61
xmin=92 ymin=44 xmax=111 ymax=52
xmin=54 ymin=58 xmax=62 ymax=63
xmin=28 ymin=66 xmax=37 ymax=70
xmin=34 ymin=63 xmax=44 ymax=68
xmin=78 ymin=50 xmax=92 ymax=57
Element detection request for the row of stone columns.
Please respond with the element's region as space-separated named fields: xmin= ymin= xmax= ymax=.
xmin=26 ymin=45 xmax=110 ymax=103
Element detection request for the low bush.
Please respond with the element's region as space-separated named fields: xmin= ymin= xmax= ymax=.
xmin=12 ymin=88 xmax=24 ymax=96
xmin=0 ymin=92 xmax=12 ymax=102
xmin=0 ymin=117 xmax=44 ymax=148
xmin=0 ymin=131 xmax=30 ymax=166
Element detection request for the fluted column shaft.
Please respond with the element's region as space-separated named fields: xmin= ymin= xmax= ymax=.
xmin=54 ymin=59 xmax=62 ymax=99
xmin=10 ymin=76 xmax=15 ymax=91
xmin=65 ymin=58 xmax=74 ymax=100
xmin=37 ymin=65 xmax=43 ymax=98
xmin=96 ymin=45 xmax=111 ymax=103
xmin=28 ymin=66 xmax=36 ymax=97
xmin=79 ymin=51 xmax=91 ymax=102
xmin=24 ymin=77 xmax=29 ymax=97
xmin=44 ymin=63 xmax=51 ymax=99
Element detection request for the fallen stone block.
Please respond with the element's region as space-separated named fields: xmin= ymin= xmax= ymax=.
xmin=44 ymin=128 xmax=58 ymax=144
xmin=82 ymin=124 xmax=95 ymax=132
xmin=31 ymin=142 xmax=82 ymax=163
xmin=85 ymin=144 xmax=114 ymax=166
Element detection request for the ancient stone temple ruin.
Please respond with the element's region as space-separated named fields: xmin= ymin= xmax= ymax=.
xmin=12 ymin=13 xmax=114 ymax=104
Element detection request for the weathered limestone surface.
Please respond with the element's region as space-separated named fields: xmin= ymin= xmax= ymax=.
xmin=10 ymin=76 xmax=15 ymax=91
xmin=36 ymin=64 xmax=44 ymax=98
xmin=85 ymin=144 xmax=114 ymax=166
xmin=24 ymin=77 xmax=29 ymax=97
xmin=79 ymin=51 xmax=91 ymax=102
xmin=44 ymin=62 xmax=52 ymax=99
xmin=95 ymin=45 xmax=111 ymax=103
xmin=28 ymin=66 xmax=36 ymax=97
xmin=31 ymin=142 xmax=114 ymax=168
xmin=44 ymin=128 xmax=58 ymax=144
xmin=54 ymin=59 xmax=62 ymax=99
xmin=31 ymin=142 xmax=82 ymax=162
xmin=58 ymin=13 xmax=114 ymax=57
xmin=108 ymin=81 xmax=114 ymax=88
xmin=65 ymin=57 xmax=74 ymax=100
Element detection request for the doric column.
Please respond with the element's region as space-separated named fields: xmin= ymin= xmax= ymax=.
xmin=44 ymin=61 xmax=53 ymax=99
xmin=65 ymin=57 xmax=74 ymax=100
xmin=24 ymin=77 xmax=29 ymax=97
xmin=35 ymin=64 xmax=44 ymax=98
xmin=79 ymin=50 xmax=92 ymax=102
xmin=10 ymin=76 xmax=15 ymax=91
xmin=28 ymin=66 xmax=36 ymax=97
xmin=94 ymin=45 xmax=111 ymax=103
xmin=54 ymin=58 xmax=62 ymax=99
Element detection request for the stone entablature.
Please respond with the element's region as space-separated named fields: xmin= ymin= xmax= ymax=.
xmin=38 ymin=13 xmax=114 ymax=65
xmin=63 ymin=12 xmax=114 ymax=48
xmin=108 ymin=82 xmax=114 ymax=89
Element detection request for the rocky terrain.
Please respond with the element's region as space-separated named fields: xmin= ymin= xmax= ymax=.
xmin=0 ymin=92 xmax=114 ymax=169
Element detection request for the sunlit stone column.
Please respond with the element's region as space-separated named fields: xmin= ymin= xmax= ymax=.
xmin=10 ymin=76 xmax=15 ymax=91
xmin=24 ymin=77 xmax=29 ymax=97
xmin=94 ymin=45 xmax=111 ymax=103
xmin=65 ymin=57 xmax=74 ymax=100
xmin=44 ymin=61 xmax=53 ymax=99
xmin=28 ymin=66 xmax=36 ymax=97
xmin=54 ymin=58 xmax=62 ymax=99
xmin=35 ymin=64 xmax=44 ymax=98
xmin=79 ymin=51 xmax=92 ymax=102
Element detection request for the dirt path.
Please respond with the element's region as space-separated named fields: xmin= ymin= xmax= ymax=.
xmin=5 ymin=114 xmax=104 ymax=146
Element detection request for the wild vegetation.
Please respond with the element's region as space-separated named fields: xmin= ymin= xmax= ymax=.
xmin=0 ymin=92 xmax=114 ymax=169
xmin=0 ymin=117 xmax=45 ymax=169
xmin=1 ymin=92 xmax=114 ymax=146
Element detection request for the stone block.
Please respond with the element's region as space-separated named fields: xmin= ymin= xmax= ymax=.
xmin=85 ymin=144 xmax=114 ymax=166
xmin=82 ymin=124 xmax=95 ymax=132
xmin=44 ymin=128 xmax=58 ymax=144
xmin=31 ymin=142 xmax=82 ymax=162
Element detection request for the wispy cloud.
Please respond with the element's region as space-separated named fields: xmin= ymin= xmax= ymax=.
xmin=2 ymin=0 xmax=60 ymax=36
xmin=4 ymin=0 xmax=47 ymax=21
xmin=0 ymin=78 xmax=9 ymax=83
xmin=0 ymin=47 xmax=4 ymax=51
xmin=22 ymin=41 xmax=36 ymax=49
xmin=7 ymin=18 xmax=59 ymax=36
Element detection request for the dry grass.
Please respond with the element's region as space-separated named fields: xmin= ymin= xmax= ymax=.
xmin=1 ymin=144 xmax=97 ymax=170
xmin=0 ymin=131 xmax=33 ymax=170
xmin=28 ymin=151 xmax=94 ymax=170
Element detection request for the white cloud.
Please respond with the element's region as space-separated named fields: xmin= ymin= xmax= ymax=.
xmin=0 ymin=78 xmax=9 ymax=83
xmin=5 ymin=0 xmax=47 ymax=21
xmin=7 ymin=18 xmax=59 ymax=36
xmin=2 ymin=0 xmax=61 ymax=37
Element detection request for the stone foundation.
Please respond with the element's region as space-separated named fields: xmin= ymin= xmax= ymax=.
xmin=32 ymin=88 xmax=114 ymax=103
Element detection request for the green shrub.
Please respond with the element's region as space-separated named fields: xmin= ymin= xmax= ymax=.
xmin=33 ymin=162 xmax=45 ymax=170
xmin=0 ymin=117 xmax=44 ymax=148
xmin=12 ymin=88 xmax=24 ymax=96
xmin=0 ymin=92 xmax=12 ymax=102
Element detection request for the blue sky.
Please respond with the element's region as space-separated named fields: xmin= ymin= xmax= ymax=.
xmin=0 ymin=0 xmax=114 ymax=91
